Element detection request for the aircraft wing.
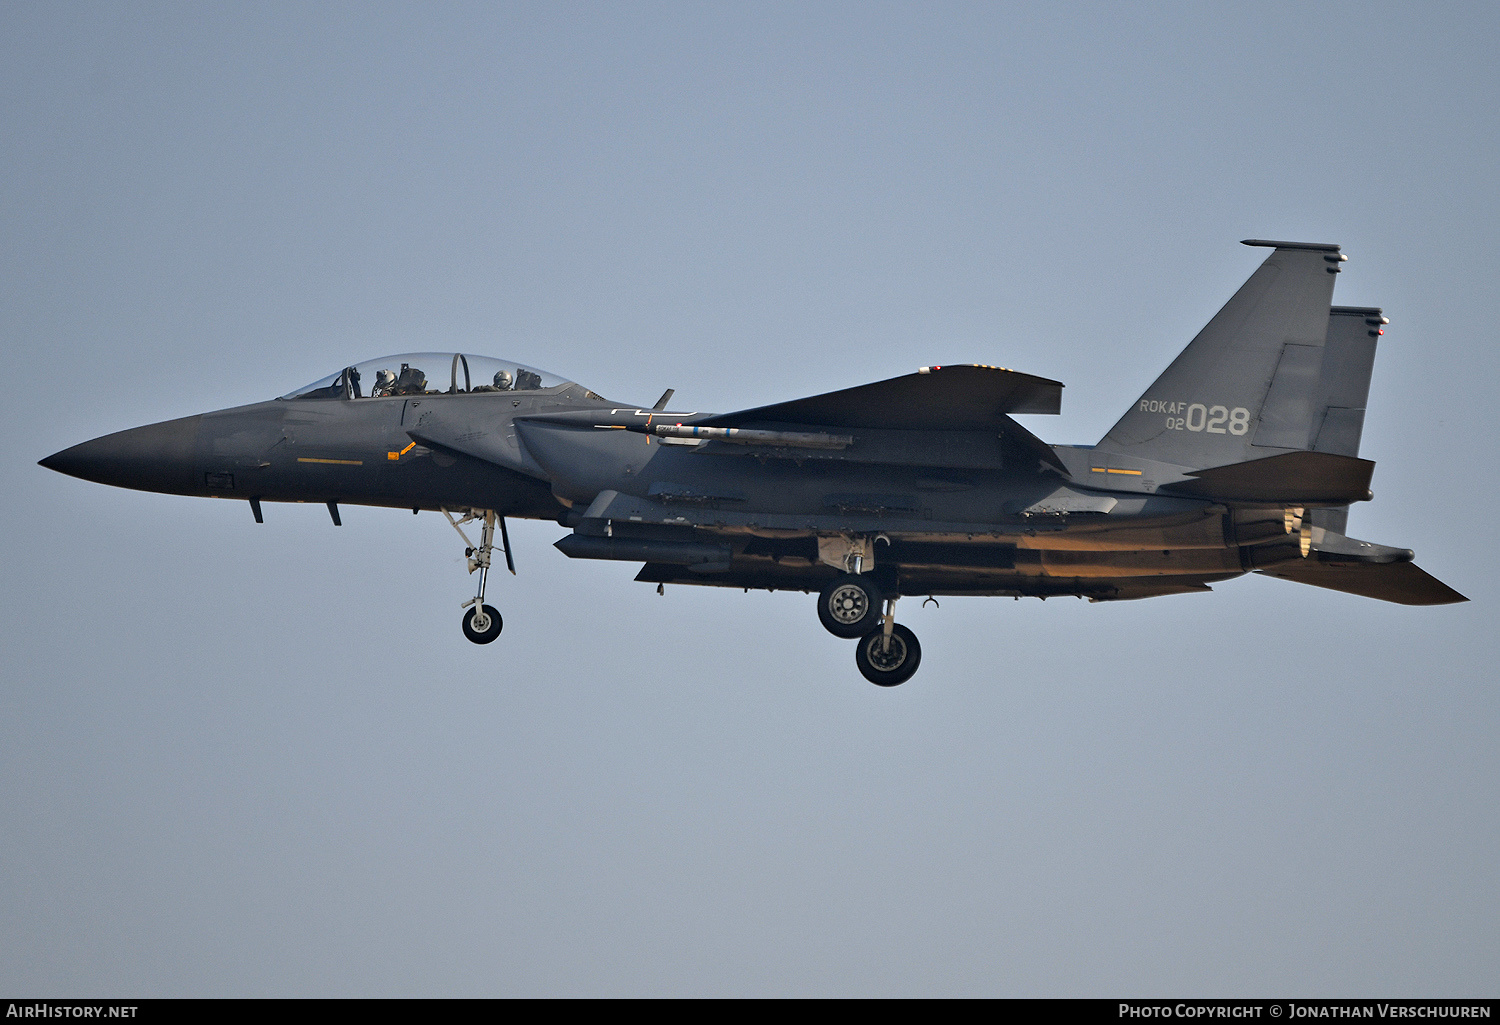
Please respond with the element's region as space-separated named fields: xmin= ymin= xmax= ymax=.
xmin=698 ymin=364 xmax=1063 ymax=430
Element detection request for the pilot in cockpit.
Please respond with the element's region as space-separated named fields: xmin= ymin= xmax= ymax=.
xmin=372 ymin=368 xmax=397 ymax=397
xmin=473 ymin=370 xmax=514 ymax=393
xmin=391 ymin=363 xmax=427 ymax=396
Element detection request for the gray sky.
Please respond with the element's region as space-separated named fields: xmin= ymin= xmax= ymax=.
xmin=3 ymin=1 xmax=1496 ymax=996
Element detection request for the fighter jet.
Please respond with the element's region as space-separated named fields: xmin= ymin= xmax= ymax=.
xmin=40 ymin=240 xmax=1465 ymax=685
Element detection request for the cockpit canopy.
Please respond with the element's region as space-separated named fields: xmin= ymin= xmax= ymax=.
xmin=281 ymin=353 xmax=574 ymax=400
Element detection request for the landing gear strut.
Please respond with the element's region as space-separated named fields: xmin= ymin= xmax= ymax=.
xmin=443 ymin=508 xmax=513 ymax=645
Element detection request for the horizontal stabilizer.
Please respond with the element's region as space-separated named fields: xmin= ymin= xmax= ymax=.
xmin=1258 ymin=561 xmax=1467 ymax=605
xmin=1162 ymin=450 xmax=1374 ymax=504
xmin=701 ymin=364 xmax=1063 ymax=431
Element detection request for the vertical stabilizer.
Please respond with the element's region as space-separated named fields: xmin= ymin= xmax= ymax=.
xmin=1095 ymin=240 xmax=1343 ymax=469
xmin=1307 ymin=305 xmax=1385 ymax=535
xmin=1310 ymin=306 xmax=1382 ymax=457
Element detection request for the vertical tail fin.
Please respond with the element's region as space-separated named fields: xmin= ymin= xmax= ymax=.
xmin=1306 ymin=305 xmax=1385 ymax=535
xmin=1309 ymin=306 xmax=1383 ymax=458
xmin=1095 ymin=240 xmax=1344 ymax=469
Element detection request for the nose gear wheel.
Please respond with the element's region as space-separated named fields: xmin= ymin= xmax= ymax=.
xmin=463 ymin=604 xmax=503 ymax=644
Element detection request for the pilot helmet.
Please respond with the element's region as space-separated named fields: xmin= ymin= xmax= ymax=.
xmin=493 ymin=370 xmax=514 ymax=390
xmin=374 ymin=369 xmax=396 ymax=390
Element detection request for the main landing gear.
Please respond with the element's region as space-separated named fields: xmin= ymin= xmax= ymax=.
xmin=855 ymin=619 xmax=921 ymax=687
xmin=818 ymin=573 xmax=884 ymax=638
xmin=818 ymin=576 xmax=923 ymax=687
xmin=443 ymin=509 xmax=513 ymax=645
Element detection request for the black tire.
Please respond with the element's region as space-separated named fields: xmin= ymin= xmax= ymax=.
xmin=855 ymin=623 xmax=921 ymax=687
xmin=817 ymin=574 xmax=884 ymax=638
xmin=462 ymin=604 xmax=503 ymax=644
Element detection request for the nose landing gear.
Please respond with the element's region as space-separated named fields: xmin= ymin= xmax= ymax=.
xmin=462 ymin=606 xmax=504 ymax=645
xmin=463 ymin=604 xmax=503 ymax=643
xmin=443 ymin=509 xmax=513 ymax=645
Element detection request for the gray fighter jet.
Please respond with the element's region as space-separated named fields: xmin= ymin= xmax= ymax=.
xmin=41 ymin=241 xmax=1465 ymax=685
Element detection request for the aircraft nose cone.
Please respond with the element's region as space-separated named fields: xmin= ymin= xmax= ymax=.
xmin=40 ymin=414 xmax=204 ymax=494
